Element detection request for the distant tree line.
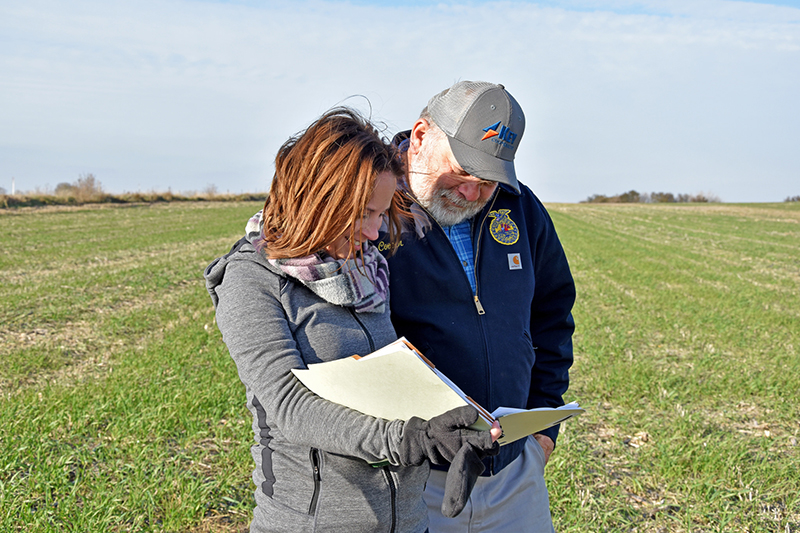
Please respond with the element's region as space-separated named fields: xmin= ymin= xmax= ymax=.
xmin=5 ymin=175 xmax=798 ymax=208
xmin=1 ymin=174 xmax=264 ymax=209
xmin=582 ymin=190 xmax=721 ymax=204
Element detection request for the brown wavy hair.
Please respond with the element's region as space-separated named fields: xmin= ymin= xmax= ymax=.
xmin=261 ymin=107 xmax=406 ymax=260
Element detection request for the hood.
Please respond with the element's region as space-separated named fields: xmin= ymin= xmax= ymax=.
xmin=204 ymin=210 xmax=268 ymax=308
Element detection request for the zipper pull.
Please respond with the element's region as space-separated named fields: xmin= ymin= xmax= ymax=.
xmin=474 ymin=295 xmax=486 ymax=315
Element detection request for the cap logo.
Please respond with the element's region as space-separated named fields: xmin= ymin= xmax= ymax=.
xmin=480 ymin=121 xmax=518 ymax=148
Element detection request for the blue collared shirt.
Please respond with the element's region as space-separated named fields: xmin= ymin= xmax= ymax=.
xmin=443 ymin=220 xmax=476 ymax=292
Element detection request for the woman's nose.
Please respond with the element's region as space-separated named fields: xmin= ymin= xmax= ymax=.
xmin=362 ymin=219 xmax=381 ymax=240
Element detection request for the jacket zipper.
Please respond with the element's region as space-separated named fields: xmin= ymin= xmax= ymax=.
xmin=471 ymin=193 xmax=499 ymax=315
xmin=349 ymin=309 xmax=375 ymax=351
xmin=470 ymin=193 xmax=498 ymax=472
xmin=382 ymin=467 xmax=397 ymax=533
xmin=308 ymin=448 xmax=321 ymax=515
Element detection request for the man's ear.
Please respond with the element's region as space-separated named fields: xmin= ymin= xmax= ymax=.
xmin=409 ymin=118 xmax=430 ymax=156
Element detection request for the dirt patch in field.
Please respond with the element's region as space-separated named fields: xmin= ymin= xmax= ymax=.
xmin=0 ymin=319 xmax=112 ymax=389
xmin=189 ymin=514 xmax=249 ymax=533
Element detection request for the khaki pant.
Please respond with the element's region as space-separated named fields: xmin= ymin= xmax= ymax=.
xmin=424 ymin=436 xmax=556 ymax=533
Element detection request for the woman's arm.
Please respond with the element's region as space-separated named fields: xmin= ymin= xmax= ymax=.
xmin=214 ymin=258 xmax=410 ymax=464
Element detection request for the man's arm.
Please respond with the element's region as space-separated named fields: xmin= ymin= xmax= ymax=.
xmin=526 ymin=195 xmax=577 ymax=449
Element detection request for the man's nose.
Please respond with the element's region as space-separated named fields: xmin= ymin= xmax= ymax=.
xmin=457 ymin=182 xmax=482 ymax=202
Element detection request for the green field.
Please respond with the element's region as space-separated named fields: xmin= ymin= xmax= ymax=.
xmin=1 ymin=201 xmax=798 ymax=532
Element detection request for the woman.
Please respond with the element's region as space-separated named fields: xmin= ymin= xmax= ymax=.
xmin=205 ymin=108 xmax=497 ymax=533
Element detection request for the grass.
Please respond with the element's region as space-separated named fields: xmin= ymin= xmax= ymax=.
xmin=1 ymin=202 xmax=261 ymax=532
xmin=546 ymin=202 xmax=800 ymax=532
xmin=1 ymin=201 xmax=798 ymax=531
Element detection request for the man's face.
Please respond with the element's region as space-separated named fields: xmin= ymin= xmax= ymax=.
xmin=407 ymin=126 xmax=498 ymax=227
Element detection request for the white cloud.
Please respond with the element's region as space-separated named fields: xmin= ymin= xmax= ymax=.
xmin=1 ymin=0 xmax=798 ymax=201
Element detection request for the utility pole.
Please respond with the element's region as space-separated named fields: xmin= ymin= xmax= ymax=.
xmin=11 ymin=177 xmax=15 ymax=195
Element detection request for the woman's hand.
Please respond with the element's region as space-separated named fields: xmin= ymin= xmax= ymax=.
xmin=397 ymin=405 xmax=496 ymax=466
xmin=440 ymin=417 xmax=502 ymax=519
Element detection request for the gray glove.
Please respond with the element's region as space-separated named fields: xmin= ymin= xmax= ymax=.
xmin=398 ymin=405 xmax=494 ymax=466
xmin=441 ymin=441 xmax=499 ymax=518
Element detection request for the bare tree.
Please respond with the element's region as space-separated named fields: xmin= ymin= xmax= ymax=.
xmin=74 ymin=174 xmax=104 ymax=202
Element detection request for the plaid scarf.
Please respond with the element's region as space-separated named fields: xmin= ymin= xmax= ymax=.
xmin=247 ymin=212 xmax=389 ymax=313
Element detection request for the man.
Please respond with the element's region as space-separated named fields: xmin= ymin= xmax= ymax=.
xmin=377 ymin=81 xmax=576 ymax=532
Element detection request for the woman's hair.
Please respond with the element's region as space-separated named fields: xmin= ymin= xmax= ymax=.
xmin=261 ymin=107 xmax=406 ymax=260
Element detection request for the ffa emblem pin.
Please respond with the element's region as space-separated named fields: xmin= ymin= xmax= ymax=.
xmin=488 ymin=209 xmax=519 ymax=245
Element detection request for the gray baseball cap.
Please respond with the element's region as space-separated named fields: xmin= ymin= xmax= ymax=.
xmin=427 ymin=81 xmax=525 ymax=193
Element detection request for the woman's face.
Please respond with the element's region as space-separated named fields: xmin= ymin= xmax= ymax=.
xmin=324 ymin=171 xmax=397 ymax=260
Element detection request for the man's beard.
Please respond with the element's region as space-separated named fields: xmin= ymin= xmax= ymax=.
xmin=408 ymin=148 xmax=489 ymax=227
xmin=418 ymin=188 xmax=486 ymax=227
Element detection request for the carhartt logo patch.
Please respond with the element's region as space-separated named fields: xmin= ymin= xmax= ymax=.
xmin=508 ymin=253 xmax=522 ymax=270
xmin=488 ymin=209 xmax=519 ymax=245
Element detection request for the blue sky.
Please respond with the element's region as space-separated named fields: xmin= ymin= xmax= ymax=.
xmin=1 ymin=0 xmax=799 ymax=202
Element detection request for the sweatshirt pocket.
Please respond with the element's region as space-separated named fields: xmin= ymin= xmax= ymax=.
xmin=522 ymin=330 xmax=537 ymax=365
xmin=381 ymin=467 xmax=398 ymax=533
xmin=308 ymin=448 xmax=322 ymax=515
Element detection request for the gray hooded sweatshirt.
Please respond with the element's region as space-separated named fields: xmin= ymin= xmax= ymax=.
xmin=204 ymin=234 xmax=429 ymax=533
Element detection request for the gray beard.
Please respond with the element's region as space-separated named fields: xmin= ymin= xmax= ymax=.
xmin=418 ymin=188 xmax=487 ymax=227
